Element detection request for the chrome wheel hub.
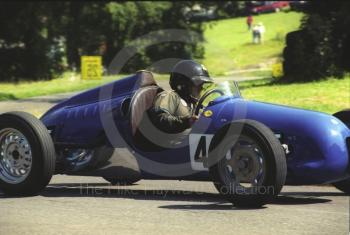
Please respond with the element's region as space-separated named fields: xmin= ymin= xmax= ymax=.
xmin=0 ymin=128 xmax=32 ymax=184
xmin=220 ymin=136 xmax=265 ymax=189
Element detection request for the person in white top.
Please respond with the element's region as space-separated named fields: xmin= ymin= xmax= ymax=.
xmin=257 ymin=22 xmax=265 ymax=44
xmin=252 ymin=24 xmax=260 ymax=44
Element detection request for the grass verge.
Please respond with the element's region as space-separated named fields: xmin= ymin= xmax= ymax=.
xmin=1 ymin=73 xmax=348 ymax=115
xmin=202 ymin=11 xmax=303 ymax=75
xmin=239 ymin=76 xmax=350 ymax=114
xmin=0 ymin=72 xmax=168 ymax=101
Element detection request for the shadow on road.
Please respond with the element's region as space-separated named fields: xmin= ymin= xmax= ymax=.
xmin=0 ymin=184 xmax=338 ymax=210
xmin=158 ymin=203 xmax=260 ymax=211
xmin=158 ymin=195 xmax=332 ymax=211
xmin=157 ymin=195 xmax=332 ymax=210
xmin=0 ymin=183 xmax=334 ymax=207
xmin=41 ymin=185 xmax=225 ymax=203
xmin=273 ymin=195 xmax=331 ymax=205
xmin=281 ymin=191 xmax=345 ymax=197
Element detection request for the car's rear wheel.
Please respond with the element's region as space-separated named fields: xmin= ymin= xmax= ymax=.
xmin=209 ymin=120 xmax=287 ymax=208
xmin=0 ymin=112 xmax=55 ymax=196
xmin=332 ymin=109 xmax=350 ymax=194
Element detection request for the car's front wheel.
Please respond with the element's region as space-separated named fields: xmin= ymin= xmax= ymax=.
xmin=209 ymin=120 xmax=287 ymax=208
xmin=0 ymin=112 xmax=55 ymax=196
xmin=332 ymin=110 xmax=350 ymax=194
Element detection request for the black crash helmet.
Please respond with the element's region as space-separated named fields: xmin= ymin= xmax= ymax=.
xmin=169 ymin=60 xmax=213 ymax=100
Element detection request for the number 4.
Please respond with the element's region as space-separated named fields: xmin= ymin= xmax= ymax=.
xmin=194 ymin=136 xmax=206 ymax=161
xmin=189 ymin=134 xmax=213 ymax=171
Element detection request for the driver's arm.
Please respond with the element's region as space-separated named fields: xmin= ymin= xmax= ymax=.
xmin=148 ymin=92 xmax=192 ymax=133
xmin=149 ymin=109 xmax=191 ymax=133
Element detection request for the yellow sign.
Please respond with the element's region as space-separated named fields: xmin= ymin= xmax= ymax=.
xmin=272 ymin=62 xmax=283 ymax=78
xmin=203 ymin=110 xmax=213 ymax=117
xmin=81 ymin=56 xmax=102 ymax=80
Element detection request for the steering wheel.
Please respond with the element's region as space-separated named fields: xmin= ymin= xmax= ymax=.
xmin=194 ymin=89 xmax=225 ymax=115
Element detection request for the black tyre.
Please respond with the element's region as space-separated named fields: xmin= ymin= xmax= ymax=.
xmin=209 ymin=120 xmax=287 ymax=208
xmin=333 ymin=109 xmax=350 ymax=128
xmin=332 ymin=109 xmax=350 ymax=194
xmin=0 ymin=112 xmax=55 ymax=196
xmin=333 ymin=178 xmax=350 ymax=194
xmin=103 ymin=177 xmax=139 ymax=186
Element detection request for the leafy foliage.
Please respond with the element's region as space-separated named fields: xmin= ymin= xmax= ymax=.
xmin=0 ymin=2 xmax=65 ymax=81
xmin=282 ymin=1 xmax=350 ymax=82
xmin=0 ymin=2 xmax=207 ymax=81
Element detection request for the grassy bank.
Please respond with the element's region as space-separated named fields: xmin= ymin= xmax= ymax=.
xmin=1 ymin=71 xmax=348 ymax=115
xmin=202 ymin=11 xmax=303 ymax=75
xmin=1 ymin=11 xmax=347 ymax=115
xmin=0 ymin=72 xmax=170 ymax=101
xmin=239 ymin=76 xmax=350 ymax=114
xmin=0 ymin=73 xmax=118 ymax=100
xmin=0 ymin=11 xmax=304 ymax=101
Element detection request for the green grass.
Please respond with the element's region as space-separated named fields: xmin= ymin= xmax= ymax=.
xmin=0 ymin=73 xmax=119 ymax=100
xmin=0 ymin=72 xmax=169 ymax=101
xmin=0 ymin=11 xmax=347 ymax=115
xmin=0 ymin=73 xmax=348 ymax=114
xmin=0 ymin=11 xmax=303 ymax=101
xmin=239 ymin=76 xmax=350 ymax=114
xmin=202 ymin=11 xmax=304 ymax=75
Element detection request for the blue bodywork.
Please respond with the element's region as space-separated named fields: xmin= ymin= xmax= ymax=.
xmin=41 ymin=73 xmax=350 ymax=185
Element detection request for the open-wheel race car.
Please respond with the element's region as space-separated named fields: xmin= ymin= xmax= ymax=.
xmin=0 ymin=70 xmax=349 ymax=207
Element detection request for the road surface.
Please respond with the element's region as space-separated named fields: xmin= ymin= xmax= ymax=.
xmin=0 ymin=176 xmax=348 ymax=235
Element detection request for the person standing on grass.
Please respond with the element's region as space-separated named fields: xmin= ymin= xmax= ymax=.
xmin=252 ymin=24 xmax=259 ymax=43
xmin=257 ymin=22 xmax=265 ymax=44
xmin=247 ymin=15 xmax=253 ymax=31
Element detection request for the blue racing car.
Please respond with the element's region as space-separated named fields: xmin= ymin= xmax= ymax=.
xmin=0 ymin=70 xmax=349 ymax=207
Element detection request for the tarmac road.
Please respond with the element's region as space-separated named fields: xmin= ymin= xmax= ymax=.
xmin=0 ymin=176 xmax=348 ymax=235
xmin=0 ymin=78 xmax=349 ymax=235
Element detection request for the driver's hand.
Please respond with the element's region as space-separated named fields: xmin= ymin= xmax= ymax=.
xmin=182 ymin=115 xmax=199 ymax=128
xmin=188 ymin=115 xmax=199 ymax=126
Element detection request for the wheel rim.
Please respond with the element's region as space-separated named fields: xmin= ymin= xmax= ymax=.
xmin=0 ymin=128 xmax=32 ymax=184
xmin=218 ymin=135 xmax=266 ymax=193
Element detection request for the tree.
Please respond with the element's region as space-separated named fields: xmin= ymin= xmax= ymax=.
xmin=0 ymin=2 xmax=206 ymax=80
xmin=282 ymin=1 xmax=350 ymax=82
xmin=105 ymin=2 xmax=205 ymax=73
xmin=0 ymin=2 xmax=66 ymax=81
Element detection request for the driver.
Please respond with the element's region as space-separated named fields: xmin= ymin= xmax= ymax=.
xmin=148 ymin=60 xmax=213 ymax=134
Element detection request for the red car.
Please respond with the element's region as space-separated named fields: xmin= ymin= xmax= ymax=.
xmin=251 ymin=1 xmax=290 ymax=14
